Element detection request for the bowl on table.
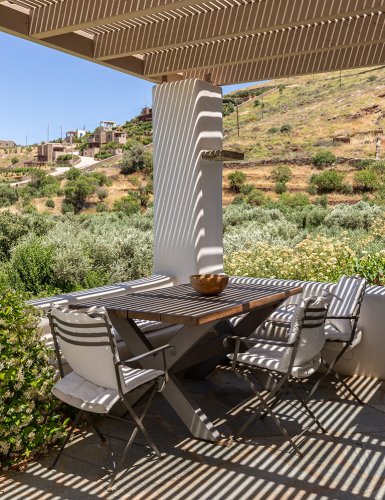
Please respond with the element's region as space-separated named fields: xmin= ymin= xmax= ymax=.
xmin=189 ymin=274 xmax=229 ymax=296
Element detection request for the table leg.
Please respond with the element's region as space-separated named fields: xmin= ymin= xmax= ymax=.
xmin=163 ymin=375 xmax=221 ymax=442
xmin=110 ymin=315 xmax=222 ymax=442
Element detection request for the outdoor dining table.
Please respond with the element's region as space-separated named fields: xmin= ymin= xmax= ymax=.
xmin=81 ymin=281 xmax=302 ymax=442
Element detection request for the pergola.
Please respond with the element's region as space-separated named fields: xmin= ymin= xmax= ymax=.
xmin=2 ymin=0 xmax=385 ymax=282
xmin=1 ymin=0 xmax=385 ymax=85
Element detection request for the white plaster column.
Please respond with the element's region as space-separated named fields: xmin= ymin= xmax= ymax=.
xmin=152 ymin=79 xmax=223 ymax=283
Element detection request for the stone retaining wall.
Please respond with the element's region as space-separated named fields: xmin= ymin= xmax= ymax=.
xmin=224 ymin=157 xmax=372 ymax=169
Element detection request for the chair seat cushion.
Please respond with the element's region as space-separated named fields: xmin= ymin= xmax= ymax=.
xmin=52 ymin=367 xmax=163 ymax=414
xmin=324 ymin=323 xmax=362 ymax=345
xmin=228 ymin=342 xmax=320 ymax=378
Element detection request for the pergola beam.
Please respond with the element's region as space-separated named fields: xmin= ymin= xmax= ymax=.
xmin=30 ymin=0 xmax=208 ymax=39
xmin=144 ymin=12 xmax=385 ymax=76
xmin=96 ymin=0 xmax=385 ymax=60
xmin=186 ymin=41 xmax=385 ymax=85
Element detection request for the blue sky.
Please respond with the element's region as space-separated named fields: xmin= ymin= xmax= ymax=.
xmin=0 ymin=32 xmax=257 ymax=145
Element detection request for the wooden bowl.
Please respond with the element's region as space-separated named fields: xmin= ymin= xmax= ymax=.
xmin=189 ymin=274 xmax=229 ymax=296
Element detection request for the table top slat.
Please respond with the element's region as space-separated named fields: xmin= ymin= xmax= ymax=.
xmin=80 ymin=282 xmax=302 ymax=325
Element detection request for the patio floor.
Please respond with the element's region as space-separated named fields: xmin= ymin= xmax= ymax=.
xmin=1 ymin=368 xmax=385 ymax=500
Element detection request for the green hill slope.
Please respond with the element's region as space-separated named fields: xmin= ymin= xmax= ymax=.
xmin=224 ymin=66 xmax=385 ymax=161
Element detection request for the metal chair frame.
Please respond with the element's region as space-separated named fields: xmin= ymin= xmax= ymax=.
xmin=305 ymin=280 xmax=367 ymax=403
xmin=228 ymin=301 xmax=328 ymax=456
xmin=48 ymin=308 xmax=171 ymax=491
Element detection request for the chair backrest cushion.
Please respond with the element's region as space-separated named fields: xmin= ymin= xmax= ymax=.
xmin=49 ymin=307 xmax=119 ymax=390
xmin=327 ymin=275 xmax=367 ymax=336
xmin=287 ymin=296 xmax=329 ymax=367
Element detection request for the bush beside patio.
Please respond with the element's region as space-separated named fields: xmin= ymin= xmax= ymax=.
xmin=0 ymin=289 xmax=67 ymax=470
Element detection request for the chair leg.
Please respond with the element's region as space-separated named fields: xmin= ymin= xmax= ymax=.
xmin=108 ymin=387 xmax=160 ymax=491
xmin=50 ymin=410 xmax=83 ymax=469
xmin=326 ymin=363 xmax=363 ymax=404
xmin=288 ymin=382 xmax=326 ymax=433
xmin=83 ymin=413 xmax=106 ymax=444
xmin=306 ymin=342 xmax=363 ymax=404
xmin=236 ymin=370 xmax=302 ymax=457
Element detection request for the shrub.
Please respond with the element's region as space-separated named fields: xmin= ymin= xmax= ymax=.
xmin=64 ymin=176 xmax=96 ymax=213
xmin=310 ymin=170 xmax=346 ymax=193
xmin=61 ymin=201 xmax=75 ymax=214
xmin=45 ymin=198 xmax=55 ymax=208
xmin=96 ymin=202 xmax=109 ymax=212
xmin=223 ymin=102 xmax=235 ymax=116
xmin=267 ymin=126 xmax=279 ymax=134
xmin=280 ymin=124 xmax=292 ymax=133
xmin=356 ymin=159 xmax=375 ymax=170
xmin=65 ymin=167 xmax=81 ymax=180
xmin=369 ymin=161 xmax=385 ymax=179
xmin=96 ymin=187 xmax=108 ymax=200
xmin=279 ymin=192 xmax=310 ymax=207
xmin=113 ymin=195 xmax=141 ymax=215
xmin=57 ymin=154 xmax=73 ymax=161
xmin=120 ymin=143 xmax=146 ymax=174
xmin=0 ymin=289 xmax=66 ymax=470
xmin=0 ymin=183 xmax=19 ymax=207
xmin=275 ymin=181 xmax=287 ymax=194
xmin=228 ymin=171 xmax=246 ymax=193
xmin=10 ymin=239 xmax=55 ymax=295
xmin=224 ymin=235 xmax=354 ymax=283
xmin=271 ymin=165 xmax=292 ymax=183
xmin=315 ymin=195 xmax=328 ymax=208
xmin=311 ymin=150 xmax=336 ymax=168
xmin=11 ymin=156 xmax=19 ymax=165
xmin=94 ymin=152 xmax=112 ymax=160
xmin=353 ymin=169 xmax=379 ymax=192
xmin=240 ymin=183 xmax=255 ymax=195
xmin=246 ymin=189 xmax=267 ymax=206
xmin=323 ymin=202 xmax=382 ymax=230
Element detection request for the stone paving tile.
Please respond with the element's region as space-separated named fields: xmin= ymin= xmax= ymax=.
xmin=1 ymin=370 xmax=385 ymax=500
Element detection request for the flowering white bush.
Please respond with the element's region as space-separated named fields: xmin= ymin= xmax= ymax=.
xmin=0 ymin=289 xmax=67 ymax=470
xmin=224 ymin=235 xmax=355 ymax=283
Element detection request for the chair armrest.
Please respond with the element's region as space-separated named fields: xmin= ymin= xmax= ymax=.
xmin=120 ymin=344 xmax=173 ymax=386
xmin=326 ymin=315 xmax=356 ymax=320
xmin=121 ymin=344 xmax=173 ymax=364
xmin=265 ymin=318 xmax=291 ymax=326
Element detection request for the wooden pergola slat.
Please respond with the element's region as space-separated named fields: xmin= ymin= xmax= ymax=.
xmin=30 ymin=0 xmax=210 ymax=39
xmin=95 ymin=0 xmax=385 ymax=60
xmin=143 ymin=12 xmax=385 ymax=76
xmin=1 ymin=0 xmax=385 ymax=84
xmin=186 ymin=41 xmax=385 ymax=85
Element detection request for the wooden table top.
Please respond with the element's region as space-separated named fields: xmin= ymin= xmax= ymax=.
xmin=80 ymin=282 xmax=303 ymax=326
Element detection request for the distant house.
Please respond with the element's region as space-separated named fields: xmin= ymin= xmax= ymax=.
xmin=0 ymin=140 xmax=16 ymax=148
xmin=138 ymin=107 xmax=152 ymax=122
xmin=65 ymin=129 xmax=86 ymax=143
xmin=84 ymin=121 xmax=126 ymax=157
xmin=37 ymin=143 xmax=66 ymax=162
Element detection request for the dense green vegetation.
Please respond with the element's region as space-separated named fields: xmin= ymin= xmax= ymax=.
xmin=1 ymin=200 xmax=384 ymax=300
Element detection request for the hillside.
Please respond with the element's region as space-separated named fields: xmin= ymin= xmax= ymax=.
xmin=224 ymin=66 xmax=385 ymax=160
xmin=2 ymin=66 xmax=385 ymax=214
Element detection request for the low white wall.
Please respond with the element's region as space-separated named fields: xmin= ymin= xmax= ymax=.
xmin=31 ymin=275 xmax=385 ymax=379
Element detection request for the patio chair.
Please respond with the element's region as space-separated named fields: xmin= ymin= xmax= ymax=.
xmin=227 ymin=296 xmax=329 ymax=455
xmin=48 ymin=306 xmax=171 ymax=491
xmin=260 ymin=275 xmax=367 ymax=403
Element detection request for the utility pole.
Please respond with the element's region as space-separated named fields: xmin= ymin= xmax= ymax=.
xmin=236 ymin=106 xmax=240 ymax=137
xmin=25 ymin=135 xmax=27 ymax=147
xmin=60 ymin=126 xmax=63 ymax=141
xmin=261 ymin=93 xmax=264 ymax=118
xmin=47 ymin=123 xmax=50 ymax=142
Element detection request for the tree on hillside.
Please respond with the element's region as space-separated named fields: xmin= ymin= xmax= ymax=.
xmin=64 ymin=176 xmax=96 ymax=213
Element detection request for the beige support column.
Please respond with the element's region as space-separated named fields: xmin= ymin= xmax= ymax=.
xmin=152 ymin=79 xmax=223 ymax=283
